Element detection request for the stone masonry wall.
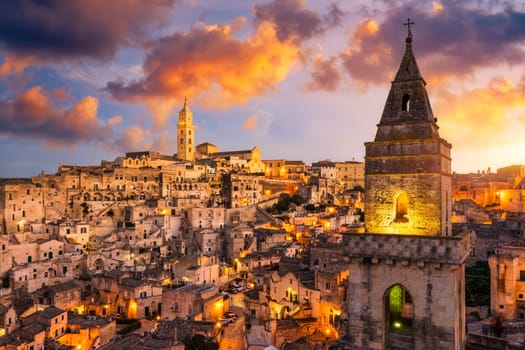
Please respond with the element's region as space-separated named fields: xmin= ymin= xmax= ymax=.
xmin=365 ymin=175 xmax=445 ymax=235
xmin=348 ymin=253 xmax=466 ymax=349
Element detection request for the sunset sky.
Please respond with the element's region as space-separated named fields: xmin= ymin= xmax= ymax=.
xmin=1 ymin=0 xmax=524 ymax=177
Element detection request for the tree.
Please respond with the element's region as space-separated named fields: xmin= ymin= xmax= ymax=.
xmin=465 ymin=260 xmax=490 ymax=306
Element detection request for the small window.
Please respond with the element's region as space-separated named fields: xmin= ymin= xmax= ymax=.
xmin=402 ymin=94 xmax=410 ymax=111
xmin=520 ymin=271 xmax=525 ymax=281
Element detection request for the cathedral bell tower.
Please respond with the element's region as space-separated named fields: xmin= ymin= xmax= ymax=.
xmin=345 ymin=23 xmax=471 ymax=350
xmin=364 ymin=28 xmax=452 ymax=237
xmin=177 ymin=98 xmax=195 ymax=162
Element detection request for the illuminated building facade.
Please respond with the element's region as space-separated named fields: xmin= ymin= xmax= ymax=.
xmin=489 ymin=246 xmax=525 ymax=320
xmin=345 ymin=28 xmax=471 ymax=349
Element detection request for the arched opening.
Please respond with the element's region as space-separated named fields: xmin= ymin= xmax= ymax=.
xmin=94 ymin=258 xmax=104 ymax=272
xmin=385 ymin=284 xmax=414 ymax=348
xmin=394 ymin=191 xmax=409 ymax=222
xmin=402 ymin=94 xmax=410 ymax=111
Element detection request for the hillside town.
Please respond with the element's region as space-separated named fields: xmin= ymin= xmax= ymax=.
xmin=1 ymin=31 xmax=525 ymax=350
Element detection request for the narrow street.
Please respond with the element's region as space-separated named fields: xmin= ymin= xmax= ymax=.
xmin=219 ymin=292 xmax=246 ymax=350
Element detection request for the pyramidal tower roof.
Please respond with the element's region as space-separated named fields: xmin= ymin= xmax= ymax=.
xmin=374 ymin=27 xmax=439 ymax=142
xmin=180 ymin=97 xmax=191 ymax=113
xmin=393 ymin=30 xmax=424 ymax=82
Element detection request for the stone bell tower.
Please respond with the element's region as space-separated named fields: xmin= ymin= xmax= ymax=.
xmin=177 ymin=98 xmax=195 ymax=162
xmin=364 ymin=28 xmax=451 ymax=238
xmin=345 ymin=24 xmax=471 ymax=350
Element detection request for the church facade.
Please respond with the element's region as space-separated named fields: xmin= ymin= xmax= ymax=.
xmin=346 ymin=28 xmax=471 ymax=349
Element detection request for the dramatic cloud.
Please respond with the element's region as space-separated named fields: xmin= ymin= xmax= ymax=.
xmin=106 ymin=22 xmax=299 ymax=109
xmin=0 ymin=86 xmax=121 ymax=146
xmin=306 ymin=55 xmax=341 ymax=91
xmin=146 ymin=99 xmax=179 ymax=131
xmin=253 ymin=0 xmax=345 ymax=43
xmin=112 ymin=126 xmax=147 ymax=153
xmin=0 ymin=55 xmax=32 ymax=76
xmin=0 ymin=0 xmax=176 ymax=61
xmin=434 ymin=76 xmax=525 ymax=151
xmin=342 ymin=2 xmax=525 ymax=84
xmin=243 ymin=115 xmax=258 ymax=130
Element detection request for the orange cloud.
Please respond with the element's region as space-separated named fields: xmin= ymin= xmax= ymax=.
xmin=52 ymin=87 xmax=70 ymax=101
xmin=146 ymin=98 xmax=178 ymax=131
xmin=252 ymin=0 xmax=345 ymax=43
xmin=341 ymin=18 xmax=394 ymax=85
xmin=306 ymin=55 xmax=341 ymax=91
xmin=434 ymin=77 xmax=525 ymax=152
xmin=432 ymin=1 xmax=444 ymax=13
xmin=243 ymin=115 xmax=258 ymax=130
xmin=114 ymin=126 xmax=147 ymax=152
xmin=107 ymin=21 xmax=299 ymax=111
xmin=0 ymin=55 xmax=32 ymax=76
xmin=151 ymin=130 xmax=175 ymax=154
xmin=0 ymin=86 xmax=120 ymax=146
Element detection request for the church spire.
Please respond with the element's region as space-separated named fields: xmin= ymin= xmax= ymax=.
xmin=181 ymin=96 xmax=190 ymax=113
xmin=393 ymin=26 xmax=424 ymax=83
xmin=374 ymin=22 xmax=438 ymax=142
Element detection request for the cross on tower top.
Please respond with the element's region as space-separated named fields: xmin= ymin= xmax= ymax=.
xmin=403 ymin=18 xmax=414 ymax=34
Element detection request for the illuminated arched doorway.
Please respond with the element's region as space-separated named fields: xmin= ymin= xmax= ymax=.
xmin=385 ymin=284 xmax=414 ymax=348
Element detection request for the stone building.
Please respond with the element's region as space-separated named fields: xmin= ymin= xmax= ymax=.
xmin=335 ymin=160 xmax=365 ymax=189
xmin=22 ymin=305 xmax=68 ymax=339
xmin=211 ymin=146 xmax=265 ymax=174
xmin=161 ymin=283 xmax=224 ymax=321
xmin=346 ymin=28 xmax=471 ymax=349
xmin=10 ymin=253 xmax=83 ymax=293
xmin=222 ymin=173 xmax=264 ymax=209
xmin=223 ymin=225 xmax=255 ymax=263
xmin=499 ymin=177 xmax=525 ymax=213
xmin=0 ymin=304 xmax=16 ymax=335
xmin=0 ymin=321 xmax=46 ymax=350
xmin=0 ymin=178 xmax=47 ymax=234
xmin=32 ymin=280 xmax=82 ymax=311
xmin=57 ymin=312 xmax=116 ymax=350
xmin=489 ymin=245 xmax=525 ymax=320
xmin=263 ymin=160 xmax=307 ymax=181
xmin=264 ymin=270 xmax=321 ymax=320
xmin=188 ymin=207 xmax=225 ymax=229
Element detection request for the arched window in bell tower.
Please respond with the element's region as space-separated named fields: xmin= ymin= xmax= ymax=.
xmin=402 ymin=94 xmax=410 ymax=111
xmin=395 ymin=191 xmax=409 ymax=222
